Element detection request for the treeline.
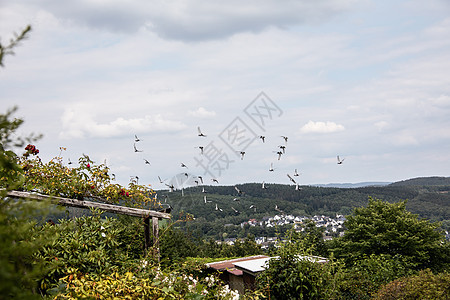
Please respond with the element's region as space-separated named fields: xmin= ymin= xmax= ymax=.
xmin=156 ymin=178 xmax=450 ymax=239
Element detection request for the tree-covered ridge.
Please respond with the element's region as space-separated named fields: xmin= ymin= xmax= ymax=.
xmin=389 ymin=176 xmax=450 ymax=186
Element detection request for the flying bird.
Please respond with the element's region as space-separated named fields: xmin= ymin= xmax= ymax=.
xmin=211 ymin=178 xmax=219 ymax=184
xmin=233 ymin=197 xmax=240 ymax=202
xmin=275 ymin=205 xmax=284 ymax=214
xmin=165 ymin=183 xmax=175 ymax=192
xmin=337 ymin=155 xmax=345 ymax=164
xmin=295 ymin=183 xmax=302 ymax=191
xmin=287 ymin=173 xmax=296 ymax=184
xmin=158 ymin=176 xmax=167 ymax=183
xmin=68 ymin=158 xmax=73 ymax=165
xmin=196 ymin=146 xmax=204 ymax=155
xmin=262 ymin=181 xmax=268 ymax=189
xmin=269 ymin=162 xmax=274 ymax=172
xmin=275 ymin=151 xmax=283 ymax=160
xmin=239 ymin=151 xmax=246 ymax=160
xmin=294 ymin=169 xmax=300 ymax=176
xmin=279 ymin=145 xmax=286 ymax=154
xmin=281 ymin=136 xmax=288 ymax=144
xmin=249 ymin=205 xmax=257 ymax=212
xmin=197 ymin=176 xmax=203 ymax=184
xmin=234 ymin=186 xmax=243 ymax=196
xmin=198 ymin=126 xmax=207 ymax=137
xmin=181 ymin=163 xmax=188 ymax=168
xmin=134 ymin=134 xmax=141 ymax=142
xmin=133 ymin=143 xmax=143 ymax=152
xmin=202 ymin=187 xmax=207 ymax=193
xmin=144 ymin=159 xmax=151 ymax=165
xmin=260 ymin=135 xmax=265 ymax=143
xmin=215 ymin=203 xmax=223 ymax=212
xmin=231 ymin=206 xmax=239 ymax=213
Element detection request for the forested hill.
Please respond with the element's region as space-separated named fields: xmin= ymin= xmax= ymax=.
xmin=389 ymin=176 xmax=450 ymax=186
xmin=157 ymin=177 xmax=450 ymax=237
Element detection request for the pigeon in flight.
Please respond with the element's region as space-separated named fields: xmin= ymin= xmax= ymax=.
xmin=133 ymin=143 xmax=143 ymax=152
xmin=295 ymin=183 xmax=302 ymax=191
xmin=275 ymin=204 xmax=284 ymax=214
xmin=197 ymin=176 xmax=203 ymax=184
xmin=279 ymin=145 xmax=286 ymax=154
xmin=239 ymin=151 xmax=246 ymax=160
xmin=181 ymin=163 xmax=188 ymax=168
xmin=134 ymin=135 xmax=141 ymax=142
xmin=158 ymin=176 xmax=167 ymax=183
xmin=249 ymin=205 xmax=257 ymax=212
xmin=165 ymin=183 xmax=175 ymax=192
xmin=294 ymin=169 xmax=300 ymax=176
xmin=202 ymin=187 xmax=207 ymax=193
xmin=287 ymin=173 xmax=297 ymax=184
xmin=262 ymin=181 xmax=268 ymax=189
xmin=275 ymin=151 xmax=283 ymax=160
xmin=337 ymin=155 xmax=345 ymax=164
xmin=196 ymin=146 xmax=204 ymax=155
xmin=231 ymin=206 xmax=239 ymax=213
xmin=211 ymin=178 xmax=219 ymax=184
xmin=260 ymin=135 xmax=266 ymax=143
xmin=269 ymin=162 xmax=274 ymax=172
xmin=215 ymin=203 xmax=223 ymax=212
xmin=68 ymin=158 xmax=73 ymax=165
xmin=144 ymin=159 xmax=151 ymax=165
xmin=235 ymin=186 xmax=244 ymax=196
xmin=281 ymin=136 xmax=288 ymax=144
xmin=233 ymin=197 xmax=240 ymax=202
xmin=198 ymin=126 xmax=207 ymax=137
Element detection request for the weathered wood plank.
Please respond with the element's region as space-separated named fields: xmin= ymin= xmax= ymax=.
xmin=5 ymin=190 xmax=171 ymax=219
xmin=152 ymin=216 xmax=160 ymax=262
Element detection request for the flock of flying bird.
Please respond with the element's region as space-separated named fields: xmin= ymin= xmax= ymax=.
xmin=132 ymin=126 xmax=345 ymax=215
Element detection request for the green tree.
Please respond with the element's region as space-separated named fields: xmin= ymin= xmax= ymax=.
xmin=332 ymin=197 xmax=449 ymax=271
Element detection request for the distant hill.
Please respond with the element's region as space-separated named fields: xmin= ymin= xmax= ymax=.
xmin=390 ymin=176 xmax=450 ymax=186
xmin=313 ymin=182 xmax=391 ymax=188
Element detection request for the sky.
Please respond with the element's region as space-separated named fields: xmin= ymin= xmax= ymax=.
xmin=1 ymin=0 xmax=450 ymax=191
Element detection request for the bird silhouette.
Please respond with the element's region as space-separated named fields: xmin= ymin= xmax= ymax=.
xmin=249 ymin=205 xmax=257 ymax=212
xmin=281 ymin=136 xmax=288 ymax=144
xmin=134 ymin=134 xmax=141 ymax=142
xmin=197 ymin=176 xmax=203 ymax=184
xmin=144 ymin=159 xmax=151 ymax=165
xmin=215 ymin=203 xmax=223 ymax=212
xmin=262 ymin=181 xmax=268 ymax=189
xmin=133 ymin=143 xmax=143 ymax=152
xmin=196 ymin=146 xmax=204 ymax=155
xmin=294 ymin=169 xmax=300 ymax=176
xmin=295 ymin=183 xmax=302 ymax=191
xmin=181 ymin=163 xmax=188 ymax=168
xmin=165 ymin=183 xmax=175 ymax=192
xmin=260 ymin=136 xmax=265 ymax=143
xmin=204 ymin=195 xmax=212 ymax=204
xmin=198 ymin=126 xmax=207 ymax=137
xmin=68 ymin=158 xmax=73 ymax=165
xmin=158 ymin=176 xmax=167 ymax=183
xmin=235 ymin=186 xmax=244 ymax=196
xmin=269 ymin=162 xmax=274 ymax=172
xmin=337 ymin=155 xmax=345 ymax=164
xmin=287 ymin=173 xmax=296 ymax=184
xmin=231 ymin=206 xmax=239 ymax=213
xmin=233 ymin=197 xmax=240 ymax=202
xmin=239 ymin=151 xmax=246 ymax=160
xmin=202 ymin=187 xmax=207 ymax=193
xmin=275 ymin=151 xmax=283 ymax=160
xmin=275 ymin=204 xmax=284 ymax=214
xmin=279 ymin=145 xmax=286 ymax=154
xmin=211 ymin=178 xmax=219 ymax=184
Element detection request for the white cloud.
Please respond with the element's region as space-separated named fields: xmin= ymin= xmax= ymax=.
xmin=59 ymin=109 xmax=186 ymax=139
xmin=299 ymin=121 xmax=345 ymax=134
xmin=188 ymin=107 xmax=216 ymax=118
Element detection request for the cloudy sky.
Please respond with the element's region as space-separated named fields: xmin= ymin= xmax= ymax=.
xmin=1 ymin=0 xmax=450 ymax=190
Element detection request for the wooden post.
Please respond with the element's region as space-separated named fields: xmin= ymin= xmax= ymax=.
xmin=152 ymin=216 xmax=160 ymax=262
xmin=144 ymin=217 xmax=151 ymax=256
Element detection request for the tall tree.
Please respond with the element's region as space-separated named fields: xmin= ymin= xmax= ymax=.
xmin=332 ymin=197 xmax=449 ymax=271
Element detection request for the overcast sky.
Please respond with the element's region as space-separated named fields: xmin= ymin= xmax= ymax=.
xmin=1 ymin=0 xmax=450 ymax=191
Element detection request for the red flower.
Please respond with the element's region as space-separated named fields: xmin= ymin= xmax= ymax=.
xmin=87 ymin=163 xmax=90 ymax=168
xmin=126 ymin=192 xmax=129 ymax=197
xmin=91 ymin=185 xmax=95 ymax=189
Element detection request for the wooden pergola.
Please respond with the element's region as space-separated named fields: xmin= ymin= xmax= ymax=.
xmin=5 ymin=190 xmax=171 ymax=262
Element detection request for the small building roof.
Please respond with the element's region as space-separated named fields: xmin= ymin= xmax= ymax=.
xmin=206 ymin=255 xmax=269 ymax=273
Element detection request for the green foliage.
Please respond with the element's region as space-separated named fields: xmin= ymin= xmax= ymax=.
xmin=35 ymin=211 xmax=143 ymax=292
xmin=256 ymin=228 xmax=342 ymax=300
xmin=0 ymin=25 xmax=31 ymax=67
xmin=373 ymin=269 xmax=450 ymax=300
xmin=332 ymin=197 xmax=449 ymax=272
xmin=51 ymin=262 xmax=240 ymax=299
xmin=338 ymin=254 xmax=415 ymax=299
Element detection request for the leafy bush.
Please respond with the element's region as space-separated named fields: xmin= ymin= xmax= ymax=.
xmin=373 ymin=269 xmax=450 ymax=300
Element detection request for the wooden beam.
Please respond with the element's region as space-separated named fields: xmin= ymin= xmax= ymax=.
xmin=152 ymin=216 xmax=160 ymax=262
xmin=5 ymin=190 xmax=171 ymax=219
